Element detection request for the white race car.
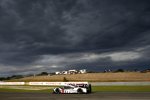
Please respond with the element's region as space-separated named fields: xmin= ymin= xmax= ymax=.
xmin=53 ymin=84 xmax=91 ymax=94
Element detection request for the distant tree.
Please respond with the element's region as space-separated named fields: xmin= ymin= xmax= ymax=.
xmin=115 ymin=69 xmax=125 ymax=72
xmin=5 ymin=77 xmax=11 ymax=80
xmin=49 ymin=72 xmax=55 ymax=75
xmin=141 ymin=69 xmax=150 ymax=73
xmin=0 ymin=77 xmax=6 ymax=81
xmin=10 ymin=75 xmax=23 ymax=79
xmin=0 ymin=75 xmax=23 ymax=81
xmin=87 ymin=71 xmax=97 ymax=73
xmin=134 ymin=69 xmax=138 ymax=72
xmin=38 ymin=72 xmax=48 ymax=76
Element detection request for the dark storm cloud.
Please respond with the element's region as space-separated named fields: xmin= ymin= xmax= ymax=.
xmin=0 ymin=0 xmax=150 ymax=76
xmin=64 ymin=0 xmax=150 ymax=50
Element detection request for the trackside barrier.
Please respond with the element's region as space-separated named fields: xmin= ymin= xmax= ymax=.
xmin=0 ymin=82 xmax=88 ymax=86
xmin=1 ymin=82 xmax=150 ymax=86
xmin=0 ymin=82 xmax=25 ymax=85
xmin=28 ymin=82 xmax=89 ymax=86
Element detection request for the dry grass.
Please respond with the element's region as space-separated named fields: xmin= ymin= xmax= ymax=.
xmin=9 ymin=72 xmax=150 ymax=82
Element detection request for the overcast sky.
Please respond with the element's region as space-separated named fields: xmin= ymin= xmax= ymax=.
xmin=0 ymin=0 xmax=150 ymax=76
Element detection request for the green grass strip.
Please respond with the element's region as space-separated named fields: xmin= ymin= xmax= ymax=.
xmin=1 ymin=86 xmax=150 ymax=93
xmin=92 ymin=86 xmax=150 ymax=92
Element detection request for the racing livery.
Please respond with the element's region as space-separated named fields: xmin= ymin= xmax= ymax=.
xmin=53 ymin=83 xmax=91 ymax=94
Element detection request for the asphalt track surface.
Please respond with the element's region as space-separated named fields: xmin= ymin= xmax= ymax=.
xmin=0 ymin=92 xmax=150 ymax=100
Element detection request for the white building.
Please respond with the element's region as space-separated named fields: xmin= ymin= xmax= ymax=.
xmin=62 ymin=71 xmax=68 ymax=75
xmin=68 ymin=69 xmax=78 ymax=74
xmin=55 ymin=69 xmax=87 ymax=75
xmin=55 ymin=71 xmax=61 ymax=75
xmin=79 ymin=69 xmax=87 ymax=74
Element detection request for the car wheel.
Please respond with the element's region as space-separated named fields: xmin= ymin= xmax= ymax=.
xmin=87 ymin=84 xmax=92 ymax=93
xmin=55 ymin=88 xmax=61 ymax=94
xmin=77 ymin=88 xmax=83 ymax=94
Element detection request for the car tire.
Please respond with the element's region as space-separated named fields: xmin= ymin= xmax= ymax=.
xmin=55 ymin=88 xmax=61 ymax=94
xmin=77 ymin=88 xmax=83 ymax=94
xmin=88 ymin=84 xmax=92 ymax=93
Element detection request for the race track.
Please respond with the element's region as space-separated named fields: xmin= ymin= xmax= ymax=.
xmin=0 ymin=92 xmax=150 ymax=100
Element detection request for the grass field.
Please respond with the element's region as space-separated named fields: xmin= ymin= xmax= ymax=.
xmin=8 ymin=72 xmax=150 ymax=82
xmin=92 ymin=86 xmax=150 ymax=92
xmin=1 ymin=86 xmax=150 ymax=93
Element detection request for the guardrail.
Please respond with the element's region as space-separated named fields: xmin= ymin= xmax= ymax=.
xmin=28 ymin=82 xmax=88 ymax=86
xmin=1 ymin=82 xmax=150 ymax=86
xmin=0 ymin=82 xmax=25 ymax=85
xmin=0 ymin=82 xmax=88 ymax=86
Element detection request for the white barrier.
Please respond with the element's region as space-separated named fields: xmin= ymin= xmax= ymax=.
xmin=1 ymin=82 xmax=150 ymax=86
xmin=0 ymin=82 xmax=25 ymax=85
xmin=28 ymin=82 xmax=89 ymax=86
xmin=0 ymin=82 xmax=88 ymax=86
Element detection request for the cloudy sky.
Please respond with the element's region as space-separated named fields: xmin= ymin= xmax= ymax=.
xmin=0 ymin=0 xmax=150 ymax=76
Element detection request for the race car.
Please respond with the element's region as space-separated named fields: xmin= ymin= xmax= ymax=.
xmin=53 ymin=83 xmax=91 ymax=94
